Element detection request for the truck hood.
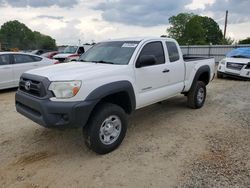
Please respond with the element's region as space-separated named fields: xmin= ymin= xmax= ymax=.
xmin=225 ymin=57 xmax=250 ymax=64
xmin=53 ymin=53 xmax=76 ymax=58
xmin=26 ymin=62 xmax=127 ymax=81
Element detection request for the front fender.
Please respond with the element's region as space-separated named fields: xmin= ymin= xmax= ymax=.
xmin=85 ymin=80 xmax=136 ymax=111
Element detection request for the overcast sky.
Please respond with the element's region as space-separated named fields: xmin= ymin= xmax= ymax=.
xmin=0 ymin=0 xmax=249 ymax=45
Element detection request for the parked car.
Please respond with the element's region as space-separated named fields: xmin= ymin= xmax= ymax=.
xmin=31 ymin=49 xmax=51 ymax=55
xmin=16 ymin=37 xmax=215 ymax=154
xmin=217 ymin=47 xmax=250 ymax=80
xmin=53 ymin=45 xmax=92 ymax=63
xmin=0 ymin=52 xmax=58 ymax=90
xmin=42 ymin=51 xmax=58 ymax=59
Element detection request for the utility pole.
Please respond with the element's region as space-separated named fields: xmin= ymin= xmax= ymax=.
xmin=223 ymin=10 xmax=228 ymax=39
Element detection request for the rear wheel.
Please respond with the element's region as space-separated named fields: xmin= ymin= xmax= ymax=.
xmin=187 ymin=81 xmax=206 ymax=109
xmin=83 ymin=103 xmax=127 ymax=154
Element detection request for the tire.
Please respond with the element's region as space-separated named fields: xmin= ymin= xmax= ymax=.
xmin=187 ymin=81 xmax=206 ymax=109
xmin=83 ymin=103 xmax=127 ymax=154
xmin=217 ymin=71 xmax=224 ymax=79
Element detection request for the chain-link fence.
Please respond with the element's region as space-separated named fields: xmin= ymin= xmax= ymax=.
xmin=181 ymin=44 xmax=250 ymax=62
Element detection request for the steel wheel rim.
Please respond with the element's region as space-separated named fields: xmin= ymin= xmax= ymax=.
xmin=197 ymin=87 xmax=205 ymax=104
xmin=99 ymin=115 xmax=122 ymax=145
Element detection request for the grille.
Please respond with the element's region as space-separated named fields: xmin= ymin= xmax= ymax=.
xmin=19 ymin=77 xmax=46 ymax=97
xmin=226 ymin=62 xmax=244 ymax=71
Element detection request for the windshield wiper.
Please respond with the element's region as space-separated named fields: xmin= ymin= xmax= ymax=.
xmin=93 ymin=60 xmax=115 ymax=64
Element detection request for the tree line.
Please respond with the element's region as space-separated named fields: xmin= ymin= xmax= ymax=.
xmin=0 ymin=20 xmax=56 ymax=50
xmin=165 ymin=13 xmax=249 ymax=45
xmin=0 ymin=16 xmax=249 ymax=51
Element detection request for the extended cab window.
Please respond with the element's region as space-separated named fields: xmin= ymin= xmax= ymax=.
xmin=138 ymin=42 xmax=165 ymax=66
xmin=166 ymin=42 xmax=180 ymax=62
xmin=0 ymin=54 xmax=10 ymax=65
xmin=14 ymin=54 xmax=34 ymax=64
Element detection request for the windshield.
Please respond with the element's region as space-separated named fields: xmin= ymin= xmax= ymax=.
xmin=79 ymin=41 xmax=140 ymax=65
xmin=63 ymin=46 xmax=78 ymax=54
xmin=227 ymin=48 xmax=250 ymax=59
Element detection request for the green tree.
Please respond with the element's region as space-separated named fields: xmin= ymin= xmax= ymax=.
xmin=33 ymin=31 xmax=56 ymax=50
xmin=200 ymin=17 xmax=223 ymax=45
xmin=0 ymin=20 xmax=34 ymax=49
xmin=222 ymin=37 xmax=235 ymax=45
xmin=239 ymin=37 xmax=250 ymax=44
xmin=167 ymin=13 xmax=194 ymax=44
xmin=167 ymin=13 xmax=224 ymax=45
xmin=0 ymin=20 xmax=56 ymax=50
xmin=182 ymin=16 xmax=206 ymax=45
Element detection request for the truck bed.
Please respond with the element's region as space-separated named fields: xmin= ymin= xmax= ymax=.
xmin=183 ymin=56 xmax=214 ymax=62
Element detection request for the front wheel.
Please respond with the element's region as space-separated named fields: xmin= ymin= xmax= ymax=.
xmin=187 ymin=81 xmax=206 ymax=109
xmin=83 ymin=103 xmax=127 ymax=154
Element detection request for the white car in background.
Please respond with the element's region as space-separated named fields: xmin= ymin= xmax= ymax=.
xmin=53 ymin=45 xmax=92 ymax=63
xmin=0 ymin=52 xmax=58 ymax=90
xmin=217 ymin=48 xmax=250 ymax=80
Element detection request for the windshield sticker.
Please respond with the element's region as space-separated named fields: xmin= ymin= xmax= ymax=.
xmin=122 ymin=43 xmax=138 ymax=48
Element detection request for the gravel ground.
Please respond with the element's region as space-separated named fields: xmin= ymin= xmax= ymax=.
xmin=0 ymin=77 xmax=249 ymax=188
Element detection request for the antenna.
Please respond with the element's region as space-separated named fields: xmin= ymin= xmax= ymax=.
xmin=223 ymin=10 xmax=228 ymax=39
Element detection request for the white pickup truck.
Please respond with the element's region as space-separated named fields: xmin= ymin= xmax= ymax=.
xmin=53 ymin=45 xmax=92 ymax=63
xmin=16 ymin=37 xmax=215 ymax=154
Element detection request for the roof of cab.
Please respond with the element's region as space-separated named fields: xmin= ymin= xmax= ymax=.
xmin=101 ymin=37 xmax=174 ymax=43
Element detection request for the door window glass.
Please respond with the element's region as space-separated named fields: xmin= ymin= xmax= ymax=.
xmin=13 ymin=54 xmax=34 ymax=64
xmin=138 ymin=42 xmax=165 ymax=66
xmin=0 ymin=54 xmax=10 ymax=65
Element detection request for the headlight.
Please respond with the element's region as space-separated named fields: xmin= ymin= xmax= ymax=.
xmin=220 ymin=59 xmax=226 ymax=65
xmin=49 ymin=81 xmax=81 ymax=99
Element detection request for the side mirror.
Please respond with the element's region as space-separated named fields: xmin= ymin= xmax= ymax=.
xmin=136 ymin=55 xmax=157 ymax=68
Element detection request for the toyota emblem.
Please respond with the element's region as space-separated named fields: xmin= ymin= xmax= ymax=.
xmin=25 ymin=81 xmax=31 ymax=91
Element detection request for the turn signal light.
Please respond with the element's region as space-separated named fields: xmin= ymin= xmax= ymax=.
xmin=72 ymin=87 xmax=80 ymax=96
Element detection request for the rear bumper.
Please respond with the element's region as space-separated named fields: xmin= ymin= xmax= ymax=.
xmin=15 ymin=90 xmax=97 ymax=128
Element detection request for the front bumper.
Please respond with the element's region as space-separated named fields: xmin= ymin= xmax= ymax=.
xmin=217 ymin=64 xmax=250 ymax=80
xmin=217 ymin=70 xmax=250 ymax=81
xmin=16 ymin=90 xmax=97 ymax=128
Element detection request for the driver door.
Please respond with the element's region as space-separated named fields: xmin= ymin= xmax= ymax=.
xmin=135 ymin=41 xmax=171 ymax=108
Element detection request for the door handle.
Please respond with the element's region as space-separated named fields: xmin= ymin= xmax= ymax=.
xmin=162 ymin=69 xmax=170 ymax=73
